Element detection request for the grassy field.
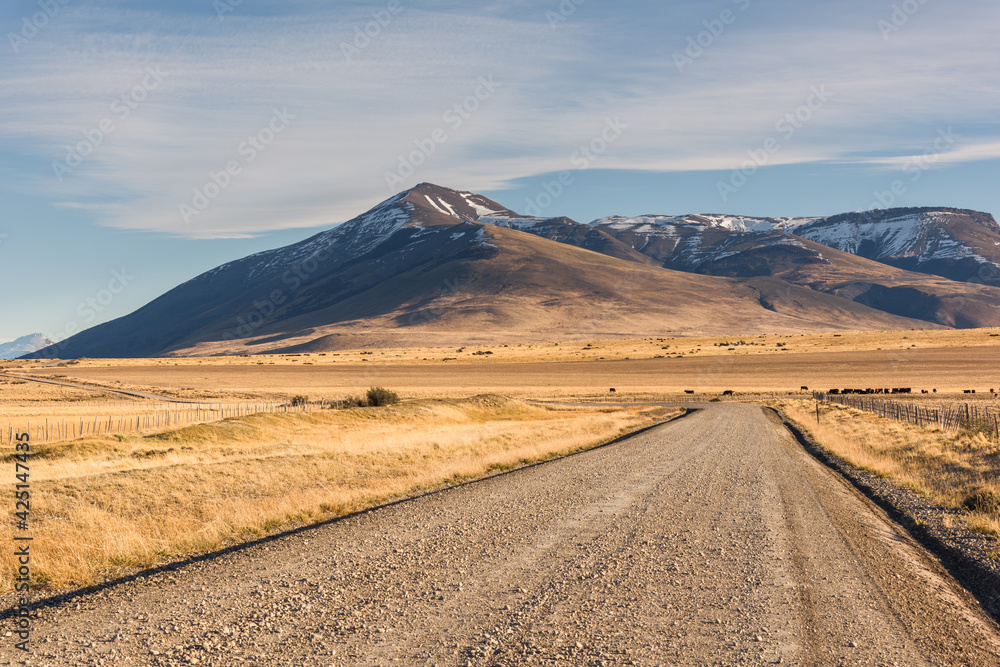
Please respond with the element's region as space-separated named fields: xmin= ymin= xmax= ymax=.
xmin=2 ymin=327 xmax=999 ymax=595
xmin=0 ymin=396 xmax=679 ymax=594
xmin=6 ymin=327 xmax=1000 ymax=369
xmin=10 ymin=344 xmax=1000 ymax=401
xmin=778 ymin=398 xmax=1000 ymax=540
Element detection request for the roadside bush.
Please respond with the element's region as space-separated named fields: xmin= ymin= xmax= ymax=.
xmin=290 ymin=395 xmax=309 ymax=407
xmin=366 ymin=386 xmax=400 ymax=407
xmin=342 ymin=394 xmax=367 ymax=408
xmin=329 ymin=388 xmax=399 ymax=409
xmin=963 ymin=490 xmax=1000 ymax=516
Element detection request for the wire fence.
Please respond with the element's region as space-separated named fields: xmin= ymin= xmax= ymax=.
xmin=813 ymin=391 xmax=1000 ymax=440
xmin=0 ymin=398 xmax=341 ymax=447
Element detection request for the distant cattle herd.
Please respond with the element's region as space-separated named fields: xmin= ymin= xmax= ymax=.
xmin=602 ymin=387 xmax=996 ymax=397
xmin=827 ymin=388 xmax=913 ymax=395
xmin=825 ymin=388 xmax=995 ymax=396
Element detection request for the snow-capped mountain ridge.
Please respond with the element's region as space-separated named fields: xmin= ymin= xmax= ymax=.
xmin=23 ymin=184 xmax=1000 ymax=360
xmin=0 ymin=334 xmax=54 ymax=359
xmin=197 ymin=184 xmax=509 ymax=287
xmin=790 ymin=207 xmax=1000 ymax=285
xmin=586 ymin=206 xmax=1000 ymax=287
xmin=590 ymin=213 xmax=821 ymax=234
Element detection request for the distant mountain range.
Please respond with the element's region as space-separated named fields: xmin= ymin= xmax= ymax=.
xmin=26 ymin=184 xmax=1000 ymax=358
xmin=1 ymin=333 xmax=54 ymax=359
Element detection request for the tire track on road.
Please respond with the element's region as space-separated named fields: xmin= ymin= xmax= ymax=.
xmin=7 ymin=404 xmax=1000 ymax=666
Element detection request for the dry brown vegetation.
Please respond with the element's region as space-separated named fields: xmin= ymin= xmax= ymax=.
xmin=7 ymin=327 xmax=1000 ymax=368
xmin=778 ymin=398 xmax=1000 ymax=539
xmin=3 ymin=328 xmax=999 ymax=596
xmin=7 ymin=328 xmax=1000 ymax=402
xmin=0 ymin=396 xmax=679 ymax=593
xmin=14 ymin=346 xmax=1000 ymax=401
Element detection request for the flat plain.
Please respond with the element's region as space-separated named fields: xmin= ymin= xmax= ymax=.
xmin=5 ymin=328 xmax=1000 ymax=402
xmin=2 ymin=328 xmax=1000 ymax=664
xmin=7 ymin=404 xmax=1000 ymax=665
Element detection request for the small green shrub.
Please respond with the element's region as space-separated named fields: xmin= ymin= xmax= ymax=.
xmin=290 ymin=395 xmax=309 ymax=407
xmin=366 ymin=386 xmax=400 ymax=407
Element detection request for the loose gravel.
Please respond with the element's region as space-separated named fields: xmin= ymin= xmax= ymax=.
xmin=3 ymin=404 xmax=999 ymax=665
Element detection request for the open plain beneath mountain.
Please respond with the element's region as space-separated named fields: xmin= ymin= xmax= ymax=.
xmin=9 ymin=403 xmax=1000 ymax=666
xmin=13 ymin=338 xmax=1000 ymax=400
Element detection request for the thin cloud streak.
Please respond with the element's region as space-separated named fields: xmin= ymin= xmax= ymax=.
xmin=0 ymin=1 xmax=998 ymax=236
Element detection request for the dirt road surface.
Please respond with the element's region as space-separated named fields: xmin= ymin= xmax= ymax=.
xmin=5 ymin=404 xmax=1000 ymax=665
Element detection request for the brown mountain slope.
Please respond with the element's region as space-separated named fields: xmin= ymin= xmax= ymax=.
xmin=30 ymin=184 xmax=950 ymax=359
xmin=570 ymin=217 xmax=1000 ymax=328
xmin=173 ymin=224 xmax=940 ymax=355
xmin=761 ymin=235 xmax=1000 ymax=328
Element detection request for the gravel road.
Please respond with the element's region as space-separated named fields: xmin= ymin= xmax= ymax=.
xmin=5 ymin=404 xmax=1000 ymax=666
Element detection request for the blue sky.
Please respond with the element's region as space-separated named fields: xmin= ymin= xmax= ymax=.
xmin=2 ymin=0 xmax=999 ymax=343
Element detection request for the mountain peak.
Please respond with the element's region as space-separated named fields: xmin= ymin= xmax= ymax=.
xmin=395 ymin=183 xmax=518 ymax=226
xmin=2 ymin=333 xmax=54 ymax=359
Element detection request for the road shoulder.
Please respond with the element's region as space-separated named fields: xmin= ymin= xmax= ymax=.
xmin=771 ymin=406 xmax=1000 ymax=622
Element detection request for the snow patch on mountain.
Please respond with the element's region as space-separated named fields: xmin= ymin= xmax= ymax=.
xmin=202 ymin=192 xmax=413 ymax=284
xmin=479 ymin=215 xmax=549 ymax=229
xmin=710 ymin=236 xmax=812 ymax=262
xmin=591 ymin=214 xmax=821 ymax=233
xmin=425 ymin=195 xmax=463 ymax=219
xmin=437 ymin=197 xmax=460 ymax=218
xmin=795 ymin=214 xmax=929 ymax=257
xmin=461 ymin=192 xmax=506 ymax=218
xmin=0 ymin=333 xmax=55 ymax=359
xmin=793 ymin=210 xmax=992 ymax=265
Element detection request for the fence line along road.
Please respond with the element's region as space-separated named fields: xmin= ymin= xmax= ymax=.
xmin=1 ymin=399 xmax=337 ymax=447
xmin=814 ymin=391 xmax=1000 ymax=440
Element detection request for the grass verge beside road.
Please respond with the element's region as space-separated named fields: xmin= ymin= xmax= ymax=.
xmin=778 ymin=398 xmax=1000 ymax=540
xmin=0 ymin=396 xmax=680 ymax=593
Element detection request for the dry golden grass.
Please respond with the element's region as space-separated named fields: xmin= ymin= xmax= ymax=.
xmin=10 ymin=328 xmax=1000 ymax=403
xmin=0 ymin=396 xmax=679 ymax=593
xmin=7 ymin=327 xmax=1000 ymax=369
xmin=21 ymin=345 xmax=1000 ymax=401
xmin=0 ymin=375 xmax=126 ymax=403
xmin=778 ymin=398 xmax=1000 ymax=539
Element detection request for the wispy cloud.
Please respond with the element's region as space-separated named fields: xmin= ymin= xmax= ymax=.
xmin=1 ymin=0 xmax=998 ymax=237
xmin=858 ymin=139 xmax=1000 ymax=170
